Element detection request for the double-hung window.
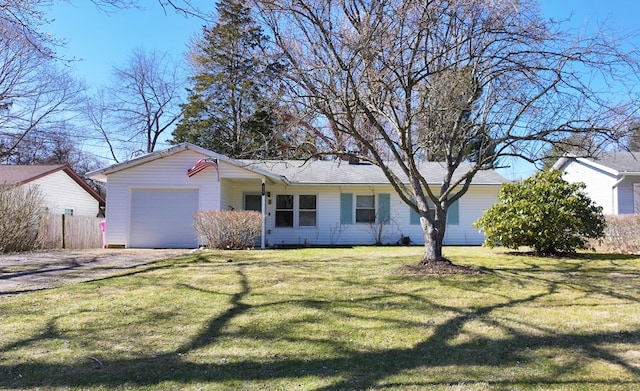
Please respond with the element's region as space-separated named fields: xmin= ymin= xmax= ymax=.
xmin=299 ymin=195 xmax=317 ymax=226
xmin=275 ymin=194 xmax=317 ymax=227
xmin=355 ymin=195 xmax=375 ymax=223
xmin=275 ymin=195 xmax=294 ymax=227
xmin=340 ymin=193 xmax=390 ymax=224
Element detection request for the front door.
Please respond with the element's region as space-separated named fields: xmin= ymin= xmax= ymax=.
xmin=244 ymin=193 xmax=262 ymax=212
xmin=244 ymin=193 xmax=263 ymax=247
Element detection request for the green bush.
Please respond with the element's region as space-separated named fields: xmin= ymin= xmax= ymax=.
xmin=474 ymin=170 xmax=605 ymax=255
xmin=0 ymin=185 xmax=45 ymax=253
xmin=194 ymin=210 xmax=262 ymax=249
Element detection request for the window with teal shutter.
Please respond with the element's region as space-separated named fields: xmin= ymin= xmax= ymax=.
xmin=447 ymin=199 xmax=459 ymax=225
xmin=409 ymin=199 xmax=458 ymax=224
xmin=377 ymin=193 xmax=390 ymax=224
xmin=409 ymin=199 xmax=433 ymax=225
xmin=410 ymin=207 xmax=420 ymax=225
xmin=355 ymin=195 xmax=375 ymax=223
xmin=340 ymin=193 xmax=353 ymax=224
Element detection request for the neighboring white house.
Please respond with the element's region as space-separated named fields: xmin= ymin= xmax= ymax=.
xmin=87 ymin=143 xmax=507 ymax=249
xmin=0 ymin=164 xmax=105 ymax=217
xmin=553 ymin=151 xmax=640 ymax=215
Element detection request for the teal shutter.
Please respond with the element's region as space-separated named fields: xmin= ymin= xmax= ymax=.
xmin=340 ymin=193 xmax=353 ymax=224
xmin=409 ymin=207 xmax=420 ymax=225
xmin=378 ymin=193 xmax=390 ymax=224
xmin=410 ymin=199 xmax=440 ymax=225
xmin=447 ymin=200 xmax=459 ymax=225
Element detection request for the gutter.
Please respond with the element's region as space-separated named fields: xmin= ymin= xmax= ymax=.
xmin=612 ymin=175 xmax=625 ymax=215
xmin=610 ymin=172 xmax=640 ymax=214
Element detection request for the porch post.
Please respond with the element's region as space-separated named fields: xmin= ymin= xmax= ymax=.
xmin=261 ymin=178 xmax=266 ymax=249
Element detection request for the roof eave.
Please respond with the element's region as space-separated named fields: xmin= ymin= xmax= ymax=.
xmin=553 ymin=156 xmax=621 ymax=176
xmin=87 ymin=143 xmax=195 ymax=180
xmin=87 ymin=143 xmax=286 ymax=184
xmin=278 ymin=181 xmax=505 ymax=186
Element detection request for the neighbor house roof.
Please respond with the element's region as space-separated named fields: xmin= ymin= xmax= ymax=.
xmin=0 ymin=164 xmax=105 ymax=205
xmin=590 ymin=151 xmax=640 ymax=173
xmin=553 ymin=151 xmax=640 ymax=176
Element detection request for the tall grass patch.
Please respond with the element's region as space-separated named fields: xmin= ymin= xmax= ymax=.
xmin=594 ymin=214 xmax=640 ymax=254
xmin=0 ymin=185 xmax=44 ymax=253
xmin=1 ymin=247 xmax=640 ymax=390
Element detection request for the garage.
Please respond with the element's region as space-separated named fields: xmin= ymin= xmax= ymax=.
xmin=129 ymin=189 xmax=199 ymax=248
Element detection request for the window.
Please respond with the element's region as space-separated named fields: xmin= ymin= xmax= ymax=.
xmin=299 ymin=195 xmax=317 ymax=226
xmin=356 ymin=195 xmax=375 ymax=223
xmin=409 ymin=199 xmax=458 ymax=225
xmin=340 ymin=193 xmax=390 ymax=224
xmin=275 ymin=194 xmax=317 ymax=227
xmin=244 ymin=194 xmax=262 ymax=212
xmin=275 ymin=195 xmax=293 ymax=227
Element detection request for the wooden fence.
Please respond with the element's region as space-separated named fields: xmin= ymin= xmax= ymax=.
xmin=40 ymin=214 xmax=104 ymax=249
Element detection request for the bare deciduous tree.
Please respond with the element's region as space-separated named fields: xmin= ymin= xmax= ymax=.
xmin=87 ymin=48 xmax=184 ymax=162
xmin=255 ymin=0 xmax=640 ymax=263
xmin=0 ymin=1 xmax=208 ymax=56
xmin=0 ymin=20 xmax=84 ymax=163
xmin=0 ymin=1 xmax=204 ymax=165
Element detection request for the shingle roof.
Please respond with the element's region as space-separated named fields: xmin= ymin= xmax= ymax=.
xmin=0 ymin=165 xmax=67 ymax=185
xmin=88 ymin=143 xmax=507 ymax=186
xmin=591 ymin=151 xmax=640 ymax=173
xmin=0 ymin=164 xmax=105 ymax=204
xmin=241 ymin=160 xmax=507 ymax=185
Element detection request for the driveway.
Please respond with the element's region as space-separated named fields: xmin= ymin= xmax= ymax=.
xmin=0 ymin=249 xmax=194 ymax=295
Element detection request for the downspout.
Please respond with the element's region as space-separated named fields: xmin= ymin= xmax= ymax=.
xmin=261 ymin=178 xmax=266 ymax=249
xmin=612 ymin=175 xmax=626 ymax=215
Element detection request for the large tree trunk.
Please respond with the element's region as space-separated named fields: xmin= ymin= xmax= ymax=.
xmin=419 ymin=215 xmax=447 ymax=264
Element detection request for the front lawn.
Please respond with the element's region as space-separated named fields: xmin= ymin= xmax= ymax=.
xmin=1 ymin=246 xmax=639 ymax=390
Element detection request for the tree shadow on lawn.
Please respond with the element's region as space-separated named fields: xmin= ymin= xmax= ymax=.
xmin=2 ymin=263 xmax=640 ymax=389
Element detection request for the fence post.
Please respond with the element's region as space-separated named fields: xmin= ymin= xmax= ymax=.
xmin=61 ymin=214 xmax=66 ymax=249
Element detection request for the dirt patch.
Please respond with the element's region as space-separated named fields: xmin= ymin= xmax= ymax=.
xmin=0 ymin=248 xmax=194 ymax=295
xmin=398 ymin=259 xmax=483 ymax=276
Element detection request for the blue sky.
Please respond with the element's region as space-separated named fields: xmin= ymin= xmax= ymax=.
xmin=43 ymin=1 xmax=212 ymax=88
xmin=42 ymin=0 xmax=640 ymax=178
xmin=43 ymin=0 xmax=640 ymax=88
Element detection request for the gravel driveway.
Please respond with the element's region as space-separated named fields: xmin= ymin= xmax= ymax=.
xmin=0 ymin=248 xmax=194 ymax=295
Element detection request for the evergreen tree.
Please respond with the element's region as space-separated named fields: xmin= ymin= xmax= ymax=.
xmin=172 ymin=0 xmax=295 ymax=158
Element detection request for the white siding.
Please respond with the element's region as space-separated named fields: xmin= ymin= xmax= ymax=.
xmin=102 ymin=147 xmax=501 ymax=247
xmin=31 ymin=170 xmax=99 ymax=216
xmin=220 ymin=178 xmax=235 ymax=210
xmin=220 ymin=163 xmax=264 ymax=180
xmin=227 ymin=183 xmax=500 ymax=246
xmin=561 ymin=160 xmax=619 ymax=214
xmin=105 ymin=149 xmax=219 ymax=247
xmin=616 ymin=177 xmax=640 ymax=214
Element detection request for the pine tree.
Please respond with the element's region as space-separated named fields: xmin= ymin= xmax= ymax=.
xmin=172 ymin=0 xmax=294 ymax=158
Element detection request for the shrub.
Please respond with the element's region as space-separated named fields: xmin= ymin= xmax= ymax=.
xmin=0 ymin=185 xmax=45 ymax=253
xmin=474 ymin=170 xmax=605 ymax=255
xmin=194 ymin=210 xmax=262 ymax=249
xmin=593 ymin=214 xmax=640 ymax=254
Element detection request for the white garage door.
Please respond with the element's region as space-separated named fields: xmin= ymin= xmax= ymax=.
xmin=130 ymin=189 xmax=199 ymax=248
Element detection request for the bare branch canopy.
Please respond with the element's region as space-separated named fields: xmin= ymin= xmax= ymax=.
xmin=253 ymin=0 xmax=640 ymax=262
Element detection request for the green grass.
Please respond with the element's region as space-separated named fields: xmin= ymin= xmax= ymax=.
xmin=1 ymin=246 xmax=640 ymax=390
